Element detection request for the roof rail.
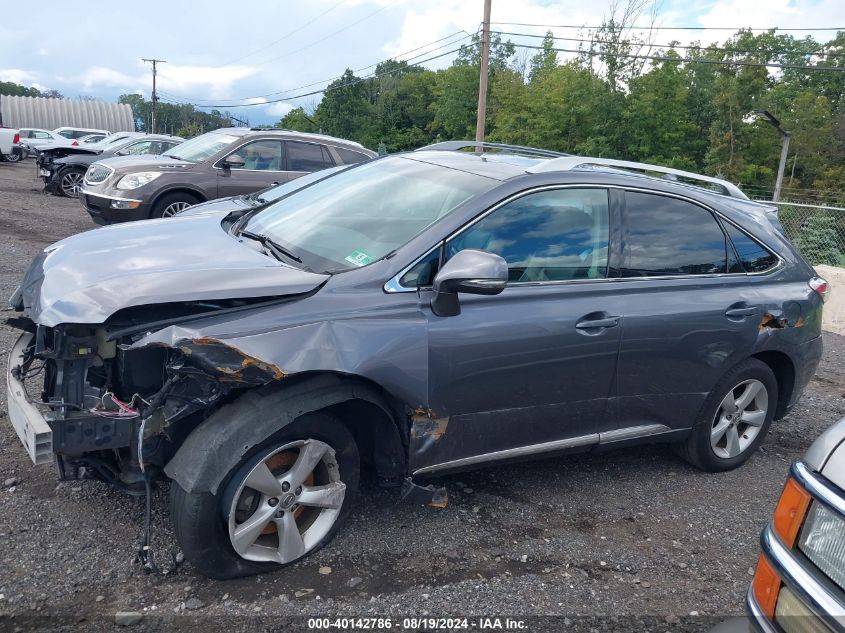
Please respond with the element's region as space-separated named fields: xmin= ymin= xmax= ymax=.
xmin=528 ymin=156 xmax=747 ymax=199
xmin=418 ymin=141 xmax=571 ymax=159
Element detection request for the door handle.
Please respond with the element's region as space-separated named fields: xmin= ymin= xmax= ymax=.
xmin=575 ymin=316 xmax=621 ymax=329
xmin=725 ymin=306 xmax=760 ymax=318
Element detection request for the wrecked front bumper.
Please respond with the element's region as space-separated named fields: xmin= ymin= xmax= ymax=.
xmin=6 ymin=332 xmax=53 ymax=465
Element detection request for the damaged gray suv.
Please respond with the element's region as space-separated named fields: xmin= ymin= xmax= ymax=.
xmin=6 ymin=143 xmax=827 ymax=579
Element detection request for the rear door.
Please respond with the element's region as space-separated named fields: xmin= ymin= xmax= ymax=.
xmin=216 ymin=139 xmax=288 ymax=197
xmin=606 ymin=190 xmax=764 ymax=432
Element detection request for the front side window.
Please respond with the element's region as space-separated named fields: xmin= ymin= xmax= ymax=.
xmin=286 ymin=141 xmax=329 ymax=172
xmin=400 ymin=248 xmax=441 ymax=288
xmin=57 ymin=130 xmax=74 ymax=139
xmin=244 ymin=156 xmax=498 ymax=273
xmin=227 ymin=140 xmax=283 ymax=171
xmin=124 ymin=141 xmax=153 ymax=155
xmin=446 ymin=188 xmax=610 ymax=283
xmin=165 ymin=131 xmax=239 ymax=163
xmin=621 ymin=192 xmax=727 ymax=277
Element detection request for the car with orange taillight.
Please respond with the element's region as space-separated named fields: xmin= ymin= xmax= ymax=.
xmin=716 ymin=417 xmax=845 ymax=632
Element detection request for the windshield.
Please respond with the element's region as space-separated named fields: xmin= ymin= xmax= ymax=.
xmin=244 ymin=156 xmax=498 ymax=273
xmin=165 ymin=131 xmax=238 ymax=163
xmin=255 ymin=165 xmax=349 ymax=203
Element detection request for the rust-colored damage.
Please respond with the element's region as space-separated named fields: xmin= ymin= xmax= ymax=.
xmin=759 ymin=313 xmax=787 ymax=330
xmin=410 ymin=410 xmax=450 ymax=441
xmin=178 ymin=337 xmax=286 ymax=384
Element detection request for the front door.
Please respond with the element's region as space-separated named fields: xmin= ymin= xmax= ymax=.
xmin=413 ymin=187 xmax=622 ymax=474
xmin=217 ymin=139 xmax=289 ymax=198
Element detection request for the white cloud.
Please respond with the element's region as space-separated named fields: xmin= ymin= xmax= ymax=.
xmin=0 ymin=68 xmax=39 ymax=84
xmin=265 ymin=102 xmax=294 ymax=117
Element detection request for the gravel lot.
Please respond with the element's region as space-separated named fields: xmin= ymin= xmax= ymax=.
xmin=1 ymin=160 xmax=844 ymax=632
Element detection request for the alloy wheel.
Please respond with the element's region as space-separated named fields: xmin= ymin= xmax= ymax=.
xmin=162 ymin=201 xmax=192 ymax=217
xmin=227 ymin=439 xmax=346 ymax=564
xmin=60 ymin=171 xmax=83 ymax=197
xmin=3 ymin=153 xmax=21 ymax=163
xmin=710 ymin=379 xmax=768 ymax=459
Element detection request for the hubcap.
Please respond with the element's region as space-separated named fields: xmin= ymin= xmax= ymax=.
xmin=162 ymin=201 xmax=192 ymax=217
xmin=227 ymin=439 xmax=345 ymax=564
xmin=61 ymin=172 xmax=83 ymax=197
xmin=710 ymin=379 xmax=768 ymax=459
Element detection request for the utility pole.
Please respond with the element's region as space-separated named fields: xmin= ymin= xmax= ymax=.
xmin=142 ymin=58 xmax=166 ymax=133
xmin=474 ymin=0 xmax=492 ymax=154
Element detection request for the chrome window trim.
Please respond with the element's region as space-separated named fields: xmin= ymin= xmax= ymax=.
xmin=383 ymin=183 xmax=784 ymax=294
xmin=793 ymin=461 xmax=845 ymax=519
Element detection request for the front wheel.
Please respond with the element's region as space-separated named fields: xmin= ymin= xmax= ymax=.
xmin=674 ymin=358 xmax=778 ymax=472
xmin=170 ymin=411 xmax=359 ymax=579
xmin=151 ymin=192 xmax=199 ymax=218
xmin=58 ymin=168 xmax=85 ymax=198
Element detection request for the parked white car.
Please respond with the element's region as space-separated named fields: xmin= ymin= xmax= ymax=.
xmin=0 ymin=127 xmax=21 ymax=162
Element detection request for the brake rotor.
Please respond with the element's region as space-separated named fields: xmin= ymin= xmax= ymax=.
xmin=260 ymin=449 xmax=315 ymax=534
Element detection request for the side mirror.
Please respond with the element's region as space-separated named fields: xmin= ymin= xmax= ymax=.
xmin=223 ymin=154 xmax=246 ymax=169
xmin=431 ymin=249 xmax=508 ymax=317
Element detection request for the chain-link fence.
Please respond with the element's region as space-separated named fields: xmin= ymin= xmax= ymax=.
xmin=762 ymin=201 xmax=845 ymax=267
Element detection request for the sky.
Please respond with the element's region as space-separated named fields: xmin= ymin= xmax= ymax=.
xmin=3 ymin=0 xmax=845 ymax=125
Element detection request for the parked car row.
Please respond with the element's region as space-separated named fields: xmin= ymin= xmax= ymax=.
xmin=7 ymin=140 xmax=830 ymax=587
xmin=77 ymin=126 xmax=375 ymax=223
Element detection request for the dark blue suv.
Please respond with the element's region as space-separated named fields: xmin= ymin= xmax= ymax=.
xmin=7 ymin=142 xmax=827 ymax=578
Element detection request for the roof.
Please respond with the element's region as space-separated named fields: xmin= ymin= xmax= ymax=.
xmin=406 ymin=150 xmax=537 ymax=181
xmin=216 ymin=126 xmax=370 ymax=150
xmin=0 ymin=95 xmax=134 ymax=132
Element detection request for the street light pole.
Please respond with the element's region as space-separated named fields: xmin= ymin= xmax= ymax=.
xmin=752 ymin=109 xmax=791 ymax=202
xmin=773 ymin=130 xmax=791 ymax=203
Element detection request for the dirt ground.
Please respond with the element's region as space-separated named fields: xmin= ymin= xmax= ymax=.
xmin=1 ymin=160 xmax=844 ymax=632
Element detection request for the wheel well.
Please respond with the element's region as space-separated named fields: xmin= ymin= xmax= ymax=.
xmin=751 ymin=350 xmax=795 ymax=419
xmin=279 ymin=372 xmax=409 ymax=485
xmin=151 ymin=188 xmax=206 ymax=209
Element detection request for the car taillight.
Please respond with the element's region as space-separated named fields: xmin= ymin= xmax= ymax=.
xmin=12 ymin=133 xmax=20 ymax=144
xmin=809 ymin=277 xmax=829 ymax=303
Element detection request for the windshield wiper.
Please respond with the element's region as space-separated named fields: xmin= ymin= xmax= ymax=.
xmin=239 ymin=230 xmax=303 ymax=264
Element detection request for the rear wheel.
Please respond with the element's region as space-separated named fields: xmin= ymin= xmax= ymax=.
xmin=151 ymin=192 xmax=199 ymax=218
xmin=170 ymin=411 xmax=359 ymax=579
xmin=3 ymin=152 xmax=21 ymax=163
xmin=675 ymin=358 xmax=778 ymax=472
xmin=58 ymin=168 xmax=85 ymax=198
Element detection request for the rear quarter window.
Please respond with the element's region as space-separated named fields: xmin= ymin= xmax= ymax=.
xmin=335 ymin=147 xmax=370 ymax=165
xmin=725 ymin=222 xmax=778 ymax=272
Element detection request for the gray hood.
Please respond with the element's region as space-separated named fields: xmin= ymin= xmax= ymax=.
xmin=16 ymin=211 xmax=329 ymax=327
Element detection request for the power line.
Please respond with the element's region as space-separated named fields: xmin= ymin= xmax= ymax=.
xmin=509 ymin=42 xmax=845 ymax=72
xmin=161 ymin=30 xmax=472 ymax=105
xmin=215 ymin=0 xmax=347 ymax=67
xmin=491 ymin=21 xmax=845 ymax=32
xmin=249 ymin=0 xmax=401 ymax=68
xmin=492 ymin=30 xmax=845 ymax=59
xmin=160 ymin=45 xmax=466 ymax=109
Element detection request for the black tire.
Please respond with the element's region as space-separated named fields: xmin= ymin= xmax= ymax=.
xmin=674 ymin=358 xmax=778 ymax=472
xmin=170 ymin=410 xmax=359 ymax=580
xmin=57 ymin=167 xmax=85 ymax=198
xmin=150 ymin=192 xmax=200 ymax=219
xmin=3 ymin=152 xmax=21 ymax=163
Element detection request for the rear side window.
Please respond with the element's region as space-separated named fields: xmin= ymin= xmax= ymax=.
xmin=621 ymin=192 xmax=727 ymax=277
xmin=335 ymin=147 xmax=370 ymax=165
xmin=286 ymin=141 xmax=328 ymax=172
xmin=725 ymin=222 xmax=778 ymax=272
xmin=447 ymin=188 xmax=610 ymax=282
